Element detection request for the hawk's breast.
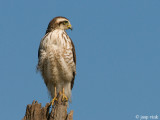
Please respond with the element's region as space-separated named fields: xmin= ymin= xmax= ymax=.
xmin=43 ymin=30 xmax=75 ymax=83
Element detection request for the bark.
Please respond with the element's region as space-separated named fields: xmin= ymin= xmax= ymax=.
xmin=23 ymin=94 xmax=73 ymax=120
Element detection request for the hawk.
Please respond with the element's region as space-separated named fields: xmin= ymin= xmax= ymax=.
xmin=37 ymin=17 xmax=76 ymax=104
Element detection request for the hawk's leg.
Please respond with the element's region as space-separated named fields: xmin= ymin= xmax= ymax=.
xmin=62 ymin=88 xmax=68 ymax=102
xmin=50 ymin=87 xmax=57 ymax=106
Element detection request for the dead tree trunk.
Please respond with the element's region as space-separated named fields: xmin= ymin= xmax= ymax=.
xmin=23 ymin=94 xmax=73 ymax=120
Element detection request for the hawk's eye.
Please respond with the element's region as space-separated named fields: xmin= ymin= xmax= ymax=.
xmin=63 ymin=21 xmax=68 ymax=25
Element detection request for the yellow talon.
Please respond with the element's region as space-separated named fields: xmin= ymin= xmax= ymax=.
xmin=50 ymin=86 xmax=57 ymax=106
xmin=62 ymin=88 xmax=68 ymax=102
xmin=62 ymin=95 xmax=68 ymax=101
xmin=50 ymin=97 xmax=57 ymax=106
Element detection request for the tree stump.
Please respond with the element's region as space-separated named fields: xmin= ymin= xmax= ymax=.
xmin=23 ymin=94 xmax=73 ymax=120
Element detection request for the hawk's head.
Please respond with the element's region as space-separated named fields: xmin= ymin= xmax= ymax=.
xmin=46 ymin=16 xmax=72 ymax=34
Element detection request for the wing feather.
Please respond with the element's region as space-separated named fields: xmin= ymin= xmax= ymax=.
xmin=70 ymin=39 xmax=76 ymax=89
xmin=37 ymin=33 xmax=48 ymax=71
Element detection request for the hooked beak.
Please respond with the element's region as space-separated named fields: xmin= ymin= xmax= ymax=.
xmin=67 ymin=24 xmax=72 ymax=30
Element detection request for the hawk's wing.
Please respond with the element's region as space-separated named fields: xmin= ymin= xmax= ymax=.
xmin=71 ymin=39 xmax=76 ymax=89
xmin=37 ymin=43 xmax=44 ymax=71
xmin=38 ymin=45 xmax=41 ymax=59
xmin=37 ymin=33 xmax=48 ymax=71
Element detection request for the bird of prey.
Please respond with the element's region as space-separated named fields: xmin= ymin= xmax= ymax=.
xmin=37 ymin=16 xmax=76 ymax=104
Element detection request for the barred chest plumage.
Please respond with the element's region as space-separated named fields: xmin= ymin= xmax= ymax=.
xmin=41 ymin=29 xmax=75 ymax=83
xmin=38 ymin=29 xmax=76 ymax=99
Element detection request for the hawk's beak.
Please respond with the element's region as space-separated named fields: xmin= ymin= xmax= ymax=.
xmin=68 ymin=24 xmax=72 ymax=30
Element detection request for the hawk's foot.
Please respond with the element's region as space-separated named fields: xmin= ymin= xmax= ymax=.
xmin=50 ymin=97 xmax=58 ymax=106
xmin=50 ymin=86 xmax=57 ymax=106
xmin=62 ymin=88 xmax=68 ymax=102
xmin=62 ymin=93 xmax=68 ymax=102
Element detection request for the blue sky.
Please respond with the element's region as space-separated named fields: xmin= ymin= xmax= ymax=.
xmin=0 ymin=0 xmax=160 ymax=120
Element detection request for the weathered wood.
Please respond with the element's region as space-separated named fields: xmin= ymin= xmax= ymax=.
xmin=23 ymin=94 xmax=73 ymax=120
